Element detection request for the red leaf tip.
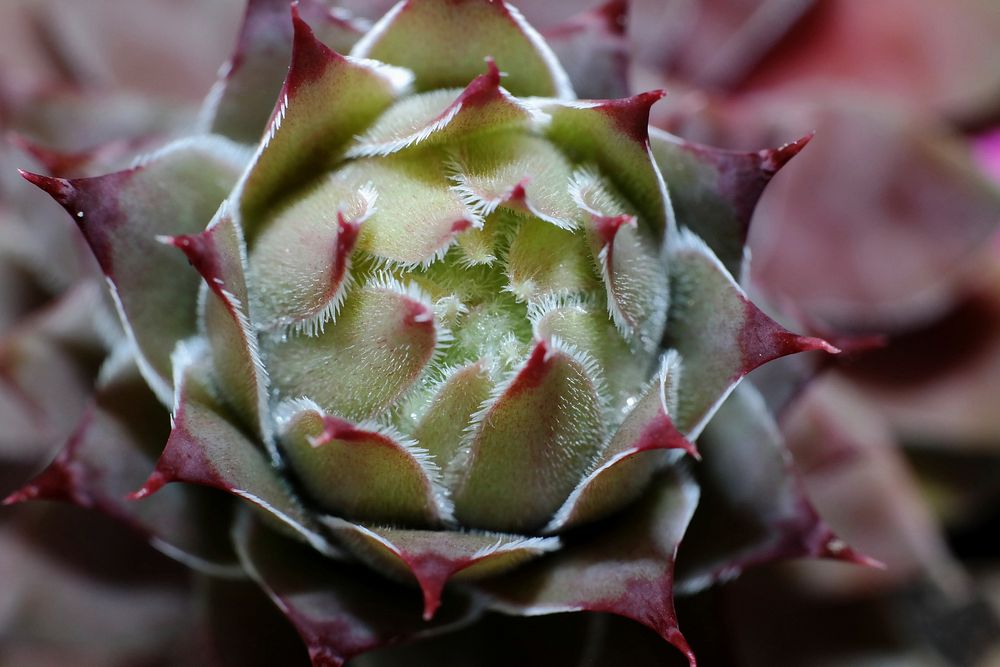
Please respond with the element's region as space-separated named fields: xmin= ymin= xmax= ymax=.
xmin=128 ymin=470 xmax=168 ymax=500
xmin=760 ymin=133 xmax=813 ymax=173
xmin=821 ymin=536 xmax=885 ymax=570
xmin=597 ymin=0 xmax=629 ymax=35
xmin=795 ymin=335 xmax=841 ymax=355
xmin=19 ymin=169 xmax=75 ymax=206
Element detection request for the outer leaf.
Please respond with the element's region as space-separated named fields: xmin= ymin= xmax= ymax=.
xmin=166 ymin=204 xmax=272 ymax=451
xmin=322 ymin=517 xmax=559 ymax=620
xmin=20 ymin=136 xmax=251 ymax=404
xmin=544 ymin=352 xmax=696 ymax=533
xmin=665 ymin=229 xmax=836 ymax=439
xmin=350 ymin=0 xmax=574 ymax=99
xmin=476 ymin=467 xmax=700 ymax=667
xmin=650 ymin=127 xmax=810 ymax=280
xmin=4 ymin=359 xmax=240 ymax=576
xmin=276 ymin=399 xmax=451 ymax=526
xmin=544 ymin=0 xmax=630 ymax=100
xmin=450 ymin=339 xmax=606 ymax=532
xmin=238 ymin=9 xmax=412 ymax=236
xmin=132 ymin=341 xmax=336 ymax=557
xmin=202 ymin=0 xmax=369 ymax=143
xmin=233 ymin=513 xmax=483 ymax=667
xmin=543 ymin=93 xmax=672 ymax=235
xmin=675 ymin=382 xmax=878 ymax=594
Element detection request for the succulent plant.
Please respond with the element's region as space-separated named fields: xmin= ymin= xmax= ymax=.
xmin=4 ymin=1 xmax=874 ymax=664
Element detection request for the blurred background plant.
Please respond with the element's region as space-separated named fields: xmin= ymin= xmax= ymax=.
xmin=0 ymin=1 xmax=998 ymax=665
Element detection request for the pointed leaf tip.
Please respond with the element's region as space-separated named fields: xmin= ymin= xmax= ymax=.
xmin=128 ymin=470 xmax=169 ymax=500
xmin=819 ymin=535 xmax=885 ymax=570
xmin=761 ymin=133 xmax=814 ymax=173
xmin=18 ymin=169 xmax=75 ymax=206
xmin=603 ymin=90 xmax=665 ymax=142
xmin=288 ymin=0 xmax=344 ymax=93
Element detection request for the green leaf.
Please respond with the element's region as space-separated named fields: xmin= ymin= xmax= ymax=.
xmin=165 ymin=204 xmax=272 ymax=451
xmin=203 ymin=0 xmax=369 ymax=144
xmin=276 ymin=398 xmax=451 ymax=527
xmin=544 ymin=351 xmax=696 ymax=532
xmin=238 ymin=10 xmax=412 ymax=237
xmin=542 ymin=93 xmax=671 ymax=236
xmin=450 ymin=339 xmax=606 ymax=532
xmin=350 ymin=0 xmax=574 ymax=98
xmin=448 ymin=132 xmax=578 ymax=228
xmin=346 ymin=61 xmax=538 ymax=159
xmin=264 ymin=275 xmax=442 ymax=421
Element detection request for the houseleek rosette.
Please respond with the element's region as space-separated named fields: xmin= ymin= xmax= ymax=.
xmin=6 ymin=1 xmax=866 ymax=664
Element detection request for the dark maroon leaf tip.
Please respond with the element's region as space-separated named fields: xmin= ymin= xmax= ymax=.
xmin=739 ymin=299 xmax=839 ymax=375
xmin=287 ymin=1 xmax=346 ymax=94
xmin=600 ymin=90 xmax=666 ymax=143
xmin=597 ymin=0 xmax=629 ymax=35
xmin=18 ymin=169 xmax=76 ymax=207
xmin=162 ymin=231 xmax=224 ymax=291
xmin=759 ymin=133 xmax=814 ymax=174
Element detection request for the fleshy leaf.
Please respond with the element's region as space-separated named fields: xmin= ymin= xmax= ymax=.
xmin=238 ymin=8 xmax=412 ymax=236
xmin=346 ymin=60 xmax=537 ymax=158
xmin=20 ymin=136 xmax=251 ymax=404
xmin=542 ymin=93 xmax=671 ymax=235
xmin=307 ymin=155 xmax=478 ymax=268
xmin=410 ymin=360 xmax=494 ymax=468
xmin=528 ymin=295 xmax=650 ymax=414
xmin=165 ymin=204 xmax=272 ymax=451
xmin=234 ymin=513 xmax=482 ymax=667
xmin=322 ymin=517 xmax=559 ymax=620
xmin=665 ymin=229 xmax=837 ymax=438
xmin=505 ymin=216 xmax=599 ymax=301
xmin=675 ymin=383 xmax=879 ymax=594
xmin=276 ymin=398 xmax=451 ymax=527
xmin=544 ymin=0 xmax=630 ymax=100
xmin=4 ymin=359 xmax=240 ymax=576
xmin=132 ymin=341 xmax=336 ymax=557
xmin=544 ymin=351 xmax=696 ymax=533
xmin=448 ymin=132 xmax=578 ymax=228
xmin=203 ymin=0 xmax=369 ymax=143
xmin=476 ymin=467 xmax=700 ymax=667
xmin=350 ymin=0 xmax=574 ymax=98
xmin=265 ymin=275 xmax=441 ymax=421
xmin=650 ymin=127 xmax=810 ymax=280
xmin=450 ymin=339 xmax=606 ymax=532
xmin=574 ymin=168 xmax=670 ymax=351
xmin=248 ymin=177 xmax=370 ymax=333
